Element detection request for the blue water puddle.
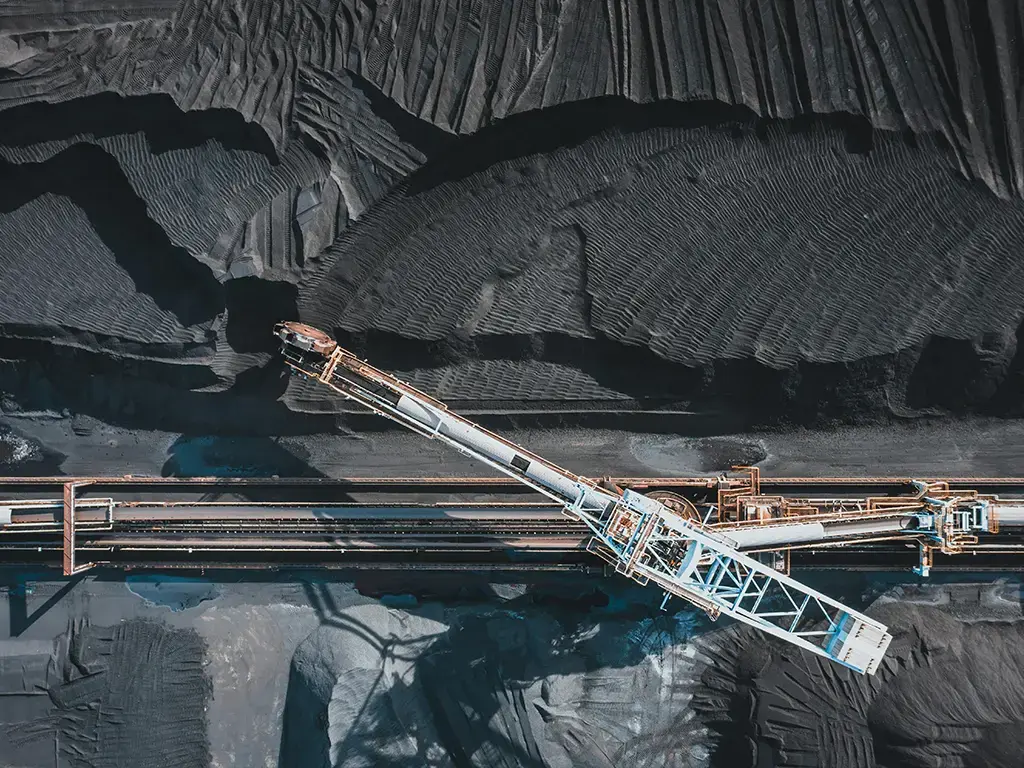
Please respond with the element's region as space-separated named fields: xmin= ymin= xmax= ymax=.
xmin=125 ymin=575 xmax=219 ymax=611
xmin=380 ymin=593 xmax=419 ymax=609
xmin=163 ymin=435 xmax=322 ymax=478
xmin=594 ymin=592 xmax=634 ymax=615
xmin=164 ymin=436 xmax=267 ymax=477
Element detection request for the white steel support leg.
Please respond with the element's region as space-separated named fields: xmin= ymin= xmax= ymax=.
xmin=573 ymin=491 xmax=892 ymax=674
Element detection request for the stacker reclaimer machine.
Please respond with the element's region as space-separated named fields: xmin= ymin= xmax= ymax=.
xmin=275 ymin=321 xmax=1022 ymax=674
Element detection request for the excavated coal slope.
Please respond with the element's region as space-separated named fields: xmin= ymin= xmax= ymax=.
xmin=1 ymin=1 xmax=1023 ymax=431
xmin=3 ymin=571 xmax=1015 ymax=768
xmin=693 ymin=582 xmax=1024 ymax=768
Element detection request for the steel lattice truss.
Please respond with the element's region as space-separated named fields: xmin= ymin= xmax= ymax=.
xmin=571 ymin=488 xmax=891 ymax=673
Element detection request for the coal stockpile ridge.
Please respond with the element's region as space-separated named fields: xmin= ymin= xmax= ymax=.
xmin=284 ymin=358 xmax=635 ymax=413
xmin=1 ymin=1 xmax=1023 ymax=426
xmin=1 ymin=0 xmax=1020 ymax=197
xmin=0 ymin=93 xmax=325 ymax=358
xmin=693 ymin=594 xmax=1024 ymax=768
xmin=300 ymin=109 xmax=1024 ymax=364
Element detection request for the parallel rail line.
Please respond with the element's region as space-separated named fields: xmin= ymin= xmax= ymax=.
xmin=3 ymin=475 xmax=1024 ymax=574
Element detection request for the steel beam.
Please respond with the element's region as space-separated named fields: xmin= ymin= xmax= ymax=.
xmin=62 ymin=482 xmax=94 ymax=576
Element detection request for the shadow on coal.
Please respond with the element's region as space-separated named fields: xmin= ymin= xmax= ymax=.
xmin=0 ymin=142 xmax=223 ymax=328
xmin=407 ymin=96 xmax=882 ymax=195
xmin=277 ymin=577 xmax=713 ymax=767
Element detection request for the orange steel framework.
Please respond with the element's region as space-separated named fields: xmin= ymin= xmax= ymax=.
xmin=4 ymin=472 xmax=1024 ymax=579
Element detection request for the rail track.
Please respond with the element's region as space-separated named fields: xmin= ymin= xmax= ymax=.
xmin=3 ymin=474 xmax=1024 ymax=574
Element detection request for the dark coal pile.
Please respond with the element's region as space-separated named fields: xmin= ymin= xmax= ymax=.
xmin=0 ymin=1 xmax=1022 ymax=429
xmin=278 ymin=580 xmax=710 ymax=768
xmin=4 ymin=572 xmax=1024 ymax=768
xmin=694 ymin=585 xmax=1024 ymax=768
xmin=300 ymin=111 xmax=1024 ymax=369
xmin=272 ymin=577 xmax=1024 ymax=768
xmin=0 ymin=616 xmax=210 ymax=768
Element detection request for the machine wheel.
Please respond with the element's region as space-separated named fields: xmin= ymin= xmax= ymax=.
xmin=646 ymin=490 xmax=701 ymax=523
